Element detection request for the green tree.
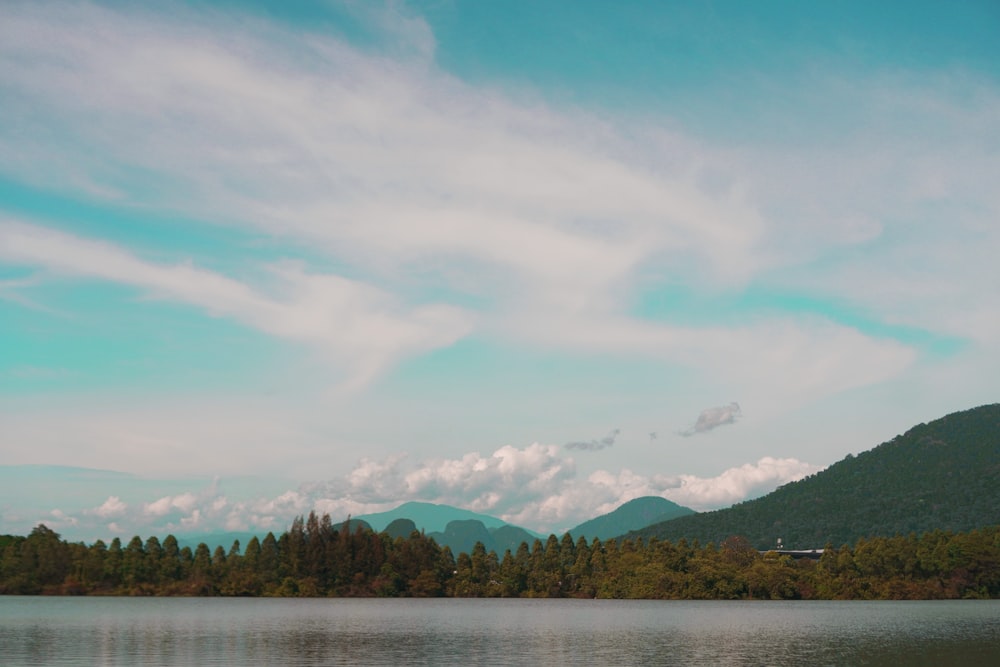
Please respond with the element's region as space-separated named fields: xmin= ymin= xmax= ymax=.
xmin=121 ymin=535 xmax=147 ymax=591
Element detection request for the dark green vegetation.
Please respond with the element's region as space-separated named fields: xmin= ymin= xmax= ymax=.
xmin=636 ymin=404 xmax=1000 ymax=549
xmin=3 ymin=519 xmax=1000 ymax=599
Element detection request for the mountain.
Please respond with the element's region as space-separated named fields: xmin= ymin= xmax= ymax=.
xmin=174 ymin=519 xmax=374 ymax=554
xmin=176 ymin=532 xmax=266 ymax=554
xmin=423 ymin=521 xmax=541 ymax=556
xmin=383 ymin=518 xmax=418 ymax=539
xmin=633 ymin=404 xmax=1000 ymax=550
xmin=354 ymin=501 xmax=508 ymax=534
xmin=490 ymin=525 xmax=539 ymax=554
xmin=352 ymin=502 xmax=547 ymax=555
xmin=568 ymin=496 xmax=695 ymax=540
xmin=428 ymin=519 xmax=496 ymax=556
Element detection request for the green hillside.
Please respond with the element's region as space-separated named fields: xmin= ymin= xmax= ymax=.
xmin=634 ymin=404 xmax=1000 ymax=549
xmin=568 ymin=496 xmax=694 ymax=540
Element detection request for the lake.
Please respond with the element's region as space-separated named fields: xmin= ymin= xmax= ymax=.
xmin=2 ymin=597 xmax=999 ymax=666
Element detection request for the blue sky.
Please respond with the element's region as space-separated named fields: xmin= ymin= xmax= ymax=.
xmin=1 ymin=0 xmax=998 ymax=541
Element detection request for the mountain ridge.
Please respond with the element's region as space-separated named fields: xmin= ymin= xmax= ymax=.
xmin=353 ymin=501 xmax=514 ymax=534
xmin=567 ymin=496 xmax=694 ymax=540
xmin=632 ymin=403 xmax=1000 ymax=549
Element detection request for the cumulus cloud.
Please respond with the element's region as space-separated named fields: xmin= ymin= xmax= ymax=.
xmin=680 ymin=402 xmax=742 ymax=436
xmin=92 ymin=496 xmax=127 ymax=519
xmin=227 ymin=448 xmax=815 ymax=531
xmin=661 ymin=457 xmax=822 ymax=508
xmin=565 ymin=428 xmax=620 ymax=452
xmin=13 ymin=444 xmax=824 ymax=540
xmin=143 ymin=492 xmax=199 ymax=517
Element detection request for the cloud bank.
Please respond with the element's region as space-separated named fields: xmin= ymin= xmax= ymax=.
xmin=15 ymin=444 xmax=822 ymax=541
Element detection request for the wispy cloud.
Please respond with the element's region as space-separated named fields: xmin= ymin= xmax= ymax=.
xmin=565 ymin=428 xmax=620 ymax=452
xmin=0 ymin=1 xmax=939 ymax=409
xmin=0 ymin=221 xmax=472 ymax=390
xmin=680 ymin=402 xmax=742 ymax=437
xmin=0 ymin=1 xmax=996 ymax=543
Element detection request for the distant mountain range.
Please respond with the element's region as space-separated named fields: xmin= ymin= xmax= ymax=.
xmin=19 ymin=404 xmax=999 ymax=559
xmin=632 ymin=403 xmax=1000 ymax=550
xmin=349 ymin=496 xmax=696 ymax=555
xmin=354 ymin=501 xmax=512 ymax=534
xmin=354 ymin=501 xmax=542 ymax=556
xmin=178 ymin=496 xmax=697 ymax=555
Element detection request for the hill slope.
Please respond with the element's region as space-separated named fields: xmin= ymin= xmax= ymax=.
xmin=634 ymin=404 xmax=1000 ymax=549
xmin=568 ymin=496 xmax=694 ymax=540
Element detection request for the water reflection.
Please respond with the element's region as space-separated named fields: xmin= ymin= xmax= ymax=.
xmin=1 ymin=598 xmax=999 ymax=666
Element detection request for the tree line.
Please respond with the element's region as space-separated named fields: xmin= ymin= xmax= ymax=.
xmin=3 ymin=512 xmax=1000 ymax=599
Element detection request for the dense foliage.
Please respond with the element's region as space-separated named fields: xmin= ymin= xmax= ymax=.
xmin=4 ymin=515 xmax=1000 ymax=600
xmin=636 ymin=404 xmax=1000 ymax=549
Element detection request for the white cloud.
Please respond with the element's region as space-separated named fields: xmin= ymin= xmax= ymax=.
xmin=295 ymin=444 xmax=820 ymax=533
xmin=143 ymin=492 xmax=202 ymax=518
xmin=0 ymin=2 xmax=995 ymax=543
xmin=0 ymin=221 xmax=472 ymax=390
xmin=0 ymin=1 xmax=960 ymax=411
xmin=662 ymin=457 xmax=822 ymax=509
xmin=180 ymin=509 xmax=202 ymax=529
xmin=0 ymin=9 xmax=747 ymax=317
xmin=92 ymin=496 xmax=127 ymax=519
xmin=5 ymin=445 xmax=823 ymax=540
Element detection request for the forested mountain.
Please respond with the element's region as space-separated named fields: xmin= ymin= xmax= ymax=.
xmin=569 ymin=496 xmax=694 ymax=540
xmin=490 ymin=525 xmax=539 ymax=554
xmin=427 ymin=519 xmax=494 ymax=557
xmin=353 ymin=501 xmax=541 ymax=556
xmin=383 ymin=519 xmax=418 ymax=539
xmin=420 ymin=520 xmax=538 ymax=556
xmin=354 ymin=502 xmax=510 ymax=534
xmin=634 ymin=404 xmax=1000 ymax=549
xmin=176 ymin=532 xmax=265 ymax=554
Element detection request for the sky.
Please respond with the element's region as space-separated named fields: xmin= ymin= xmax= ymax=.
xmin=1 ymin=0 xmax=998 ymax=542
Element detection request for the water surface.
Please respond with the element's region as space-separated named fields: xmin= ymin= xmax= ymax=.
xmin=2 ymin=597 xmax=999 ymax=666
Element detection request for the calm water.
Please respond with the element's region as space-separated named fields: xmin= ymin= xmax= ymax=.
xmin=2 ymin=597 xmax=1000 ymax=666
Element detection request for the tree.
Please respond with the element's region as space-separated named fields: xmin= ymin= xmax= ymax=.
xmin=122 ymin=536 xmax=147 ymax=590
